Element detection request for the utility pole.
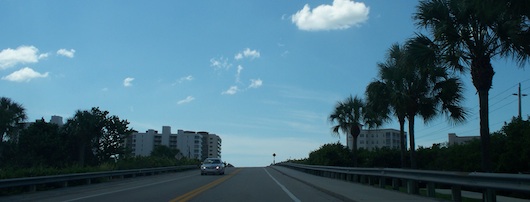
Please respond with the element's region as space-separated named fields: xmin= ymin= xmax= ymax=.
xmin=513 ymin=83 xmax=528 ymax=118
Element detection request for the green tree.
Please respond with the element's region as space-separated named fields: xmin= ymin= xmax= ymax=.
xmin=365 ymin=43 xmax=409 ymax=168
xmin=493 ymin=117 xmax=530 ymax=173
xmin=64 ymin=108 xmax=108 ymax=166
xmin=17 ymin=119 xmax=69 ymax=167
xmin=308 ymin=143 xmax=352 ymax=166
xmin=95 ymin=115 xmax=134 ymax=163
xmin=414 ymin=0 xmax=530 ymax=172
xmin=0 ymin=97 xmax=27 ymax=142
xmin=329 ymin=95 xmax=365 ymax=167
xmin=151 ymin=145 xmax=181 ymax=159
xmin=0 ymin=97 xmax=27 ymax=166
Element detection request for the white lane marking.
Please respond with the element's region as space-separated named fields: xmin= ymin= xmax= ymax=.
xmin=264 ymin=168 xmax=301 ymax=202
xmin=61 ymin=174 xmax=196 ymax=202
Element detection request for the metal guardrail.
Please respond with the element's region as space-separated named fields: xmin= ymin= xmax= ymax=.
xmin=278 ymin=162 xmax=530 ymax=202
xmin=0 ymin=165 xmax=198 ymax=193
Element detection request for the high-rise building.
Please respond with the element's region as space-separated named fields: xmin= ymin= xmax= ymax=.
xmin=348 ymin=128 xmax=406 ymax=151
xmin=127 ymin=126 xmax=221 ymax=160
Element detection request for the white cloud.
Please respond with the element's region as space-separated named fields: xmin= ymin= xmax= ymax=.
xmin=291 ymin=0 xmax=369 ymax=31
xmin=210 ymin=57 xmax=231 ymax=70
xmin=0 ymin=46 xmax=41 ymax=69
xmin=123 ymin=77 xmax=135 ymax=87
xmin=249 ymin=79 xmax=263 ymax=88
xmin=57 ymin=49 xmax=75 ymax=58
xmin=236 ymin=65 xmax=243 ymax=82
xmin=177 ymin=96 xmax=195 ymax=105
xmin=235 ymin=48 xmax=260 ymax=60
xmin=178 ymin=75 xmax=194 ymax=83
xmin=2 ymin=67 xmax=49 ymax=82
xmin=222 ymin=86 xmax=239 ymax=95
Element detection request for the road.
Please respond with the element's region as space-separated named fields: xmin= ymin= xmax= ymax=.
xmin=0 ymin=167 xmax=344 ymax=202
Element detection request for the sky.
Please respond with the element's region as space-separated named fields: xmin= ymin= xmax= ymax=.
xmin=1 ymin=0 xmax=529 ymax=167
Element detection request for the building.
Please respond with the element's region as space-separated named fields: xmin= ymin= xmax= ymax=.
xmin=128 ymin=126 xmax=222 ymax=160
xmin=448 ymin=133 xmax=479 ymax=145
xmin=348 ymin=128 xmax=406 ymax=151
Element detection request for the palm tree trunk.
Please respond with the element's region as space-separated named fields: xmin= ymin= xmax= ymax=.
xmin=478 ymin=89 xmax=491 ymax=172
xmin=471 ymin=57 xmax=494 ymax=172
xmin=352 ymin=135 xmax=358 ymax=167
xmin=399 ymin=118 xmax=406 ymax=168
xmin=408 ymin=117 xmax=417 ymax=169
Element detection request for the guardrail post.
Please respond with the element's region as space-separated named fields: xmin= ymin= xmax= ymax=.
xmin=86 ymin=178 xmax=92 ymax=185
xmin=407 ymin=180 xmax=419 ymax=194
xmin=427 ymin=182 xmax=435 ymax=197
xmin=392 ymin=178 xmax=400 ymax=190
xmin=379 ymin=177 xmax=385 ymax=188
xmin=451 ymin=185 xmax=462 ymax=202
xmin=484 ymin=188 xmax=496 ymax=202
xmin=360 ymin=175 xmax=366 ymax=184
xmin=28 ymin=185 xmax=36 ymax=192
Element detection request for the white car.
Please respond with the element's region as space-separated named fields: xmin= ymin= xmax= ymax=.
xmin=200 ymin=158 xmax=225 ymax=175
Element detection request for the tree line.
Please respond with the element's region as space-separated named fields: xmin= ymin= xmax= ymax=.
xmin=298 ymin=116 xmax=530 ymax=173
xmin=328 ymin=0 xmax=530 ymax=172
xmin=0 ymin=97 xmax=194 ymax=175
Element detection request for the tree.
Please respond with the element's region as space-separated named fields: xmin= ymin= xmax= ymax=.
xmin=0 ymin=97 xmax=27 ymax=142
xmin=151 ymin=145 xmax=181 ymax=159
xmin=17 ymin=119 xmax=69 ymax=167
xmin=0 ymin=97 xmax=27 ymax=167
xmin=366 ymin=38 xmax=466 ymax=169
xmin=63 ymin=107 xmax=132 ymax=166
xmin=414 ymin=0 xmax=530 ymax=172
xmin=308 ymin=143 xmax=353 ymax=166
xmin=329 ymin=95 xmax=365 ymax=167
xmin=365 ymin=43 xmax=409 ymax=168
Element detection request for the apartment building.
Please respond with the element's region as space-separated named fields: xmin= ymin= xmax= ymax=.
xmin=347 ymin=128 xmax=406 ymax=151
xmin=127 ymin=126 xmax=221 ymax=160
xmin=448 ymin=133 xmax=479 ymax=145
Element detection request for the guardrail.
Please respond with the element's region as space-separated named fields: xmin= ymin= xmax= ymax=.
xmin=278 ymin=162 xmax=530 ymax=202
xmin=0 ymin=165 xmax=198 ymax=193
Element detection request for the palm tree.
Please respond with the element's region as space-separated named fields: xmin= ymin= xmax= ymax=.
xmin=366 ymin=38 xmax=467 ymax=169
xmin=0 ymin=97 xmax=27 ymax=142
xmin=414 ymin=0 xmax=530 ymax=172
xmin=365 ymin=43 xmax=409 ymax=168
xmin=329 ymin=95 xmax=365 ymax=167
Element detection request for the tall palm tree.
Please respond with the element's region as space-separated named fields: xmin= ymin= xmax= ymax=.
xmin=329 ymin=95 xmax=364 ymax=167
xmin=366 ymin=38 xmax=467 ymax=169
xmin=365 ymin=43 xmax=409 ymax=168
xmin=414 ymin=0 xmax=530 ymax=172
xmin=0 ymin=97 xmax=27 ymax=142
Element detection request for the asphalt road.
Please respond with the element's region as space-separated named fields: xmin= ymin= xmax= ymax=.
xmin=0 ymin=167 xmax=343 ymax=202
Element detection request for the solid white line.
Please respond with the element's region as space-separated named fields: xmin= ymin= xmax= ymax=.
xmin=264 ymin=168 xmax=301 ymax=202
xmin=61 ymin=174 xmax=195 ymax=202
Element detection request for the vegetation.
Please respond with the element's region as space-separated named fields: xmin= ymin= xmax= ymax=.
xmin=300 ymin=116 xmax=530 ymax=174
xmin=0 ymin=97 xmax=197 ymax=180
xmin=414 ymin=0 xmax=530 ymax=172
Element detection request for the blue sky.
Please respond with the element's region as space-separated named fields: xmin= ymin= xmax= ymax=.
xmin=1 ymin=0 xmax=529 ymax=167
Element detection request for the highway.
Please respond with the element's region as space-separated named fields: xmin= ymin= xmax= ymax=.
xmin=1 ymin=167 xmax=344 ymax=202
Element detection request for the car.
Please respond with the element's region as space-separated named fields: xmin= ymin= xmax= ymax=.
xmin=200 ymin=158 xmax=225 ymax=175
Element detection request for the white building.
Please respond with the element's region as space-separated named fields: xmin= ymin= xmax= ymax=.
xmin=128 ymin=126 xmax=221 ymax=160
xmin=348 ymin=128 xmax=406 ymax=151
xmin=448 ymin=133 xmax=479 ymax=145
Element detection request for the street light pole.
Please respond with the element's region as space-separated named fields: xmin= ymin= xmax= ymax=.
xmin=513 ymin=83 xmax=528 ymax=118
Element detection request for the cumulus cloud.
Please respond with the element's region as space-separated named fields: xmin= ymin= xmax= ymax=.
xmin=0 ymin=46 xmax=43 ymax=69
xmin=57 ymin=49 xmax=76 ymax=58
xmin=222 ymin=86 xmax=239 ymax=95
xmin=291 ymin=0 xmax=369 ymax=31
xmin=2 ymin=67 xmax=49 ymax=82
xmin=249 ymin=79 xmax=263 ymax=88
xmin=123 ymin=77 xmax=135 ymax=87
xmin=177 ymin=96 xmax=195 ymax=104
xmin=210 ymin=57 xmax=231 ymax=70
xmin=235 ymin=48 xmax=260 ymax=60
